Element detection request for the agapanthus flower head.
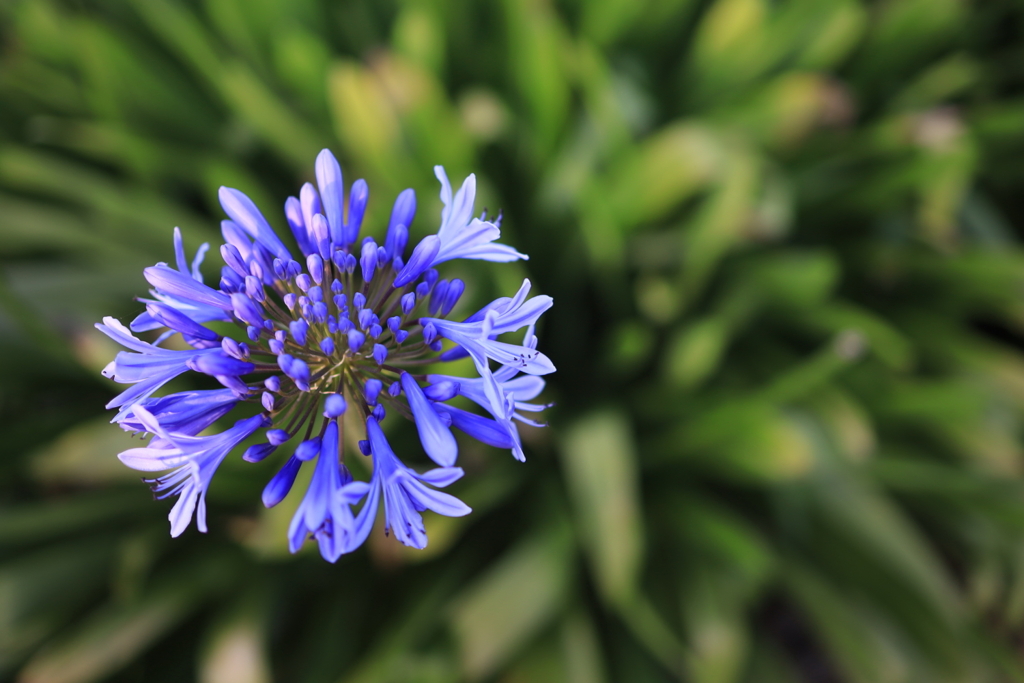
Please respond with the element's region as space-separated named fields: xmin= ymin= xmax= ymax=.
xmin=97 ymin=149 xmax=554 ymax=560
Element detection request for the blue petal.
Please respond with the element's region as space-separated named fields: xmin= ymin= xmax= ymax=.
xmin=435 ymin=167 xmax=476 ymax=241
xmin=424 ymin=381 xmax=459 ymax=402
xmin=400 ymin=474 xmax=471 ymax=517
xmin=187 ymin=353 xmax=254 ymax=377
xmin=190 ymin=243 xmax=209 ymax=282
xmin=385 ymin=189 xmax=415 ymax=259
xmin=285 ymin=195 xmax=316 ymax=256
xmin=230 ymin=292 xmax=266 ymax=328
xmin=144 ymin=265 xmax=232 ymax=310
xmin=340 ymin=481 xmax=370 ymax=503
xmin=263 ymin=456 xmax=302 ymax=508
xmin=384 ymin=483 xmax=427 ymax=548
xmin=97 ymin=317 xmax=166 ymax=354
xmin=172 ymin=227 xmax=189 ymax=273
xmin=169 ymin=484 xmax=199 ymax=537
xmin=218 ymin=187 xmax=292 ymax=261
xmin=434 ymin=404 xmax=515 ymax=449
xmin=146 ymin=302 xmax=219 ymax=341
xmin=295 ymin=437 xmax=322 ymax=461
xmin=315 ymin=149 xmax=346 ymax=246
xmin=221 ymin=220 xmax=253 ymax=261
xmin=394 ymin=235 xmax=441 ymax=287
xmin=417 ymin=466 xmax=465 ymax=487
xmin=346 ymin=178 xmax=368 ymax=245
xmin=117 ymin=389 xmax=237 ymax=436
xmin=300 ymin=182 xmax=322 ymax=240
xmin=401 ymin=373 xmax=458 ymax=467
xmin=243 ymin=443 xmax=276 ymax=463
xmin=347 ymin=478 xmax=380 ymax=551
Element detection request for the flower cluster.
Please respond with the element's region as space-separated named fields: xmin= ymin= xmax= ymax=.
xmin=98 ymin=149 xmax=554 ymax=561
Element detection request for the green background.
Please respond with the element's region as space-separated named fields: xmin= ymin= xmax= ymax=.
xmin=3 ymin=0 xmax=1024 ymax=681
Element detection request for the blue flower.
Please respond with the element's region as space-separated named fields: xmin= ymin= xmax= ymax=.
xmin=423 ymin=280 xmax=555 ymax=376
xmin=428 ymin=365 xmax=550 ymax=462
xmin=287 ymin=419 xmax=368 ymax=561
xmin=97 ymin=317 xmax=251 ymax=419
xmin=129 ymin=228 xmax=230 ymax=338
xmin=116 ymin=389 xmax=239 ymax=436
xmin=118 ymin=407 xmax=269 ymax=536
xmin=431 ymin=167 xmax=527 ymax=265
xmin=98 ymin=149 xmax=554 ymax=557
xmin=348 ymin=417 xmax=470 ymax=550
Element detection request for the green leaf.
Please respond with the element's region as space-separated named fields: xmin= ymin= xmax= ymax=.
xmin=0 ymin=146 xmax=211 ymax=249
xmin=502 ymin=0 xmax=571 ymax=158
xmin=326 ymin=60 xmax=408 ymax=185
xmin=742 ymin=250 xmax=840 ymax=309
xmin=30 ymin=417 xmax=147 ymax=486
xmin=0 ymin=538 xmax=118 ymax=671
xmin=130 ymin=0 xmax=224 ymax=88
xmin=218 ymin=60 xmax=325 ymax=169
xmin=449 ymin=522 xmax=573 ymax=681
xmin=18 ymin=555 xmax=231 ymax=683
xmin=559 ymin=410 xmax=644 ymax=605
xmin=798 ymin=303 xmax=913 ymax=371
xmin=690 ymin=0 xmax=769 ymax=93
xmin=561 ymin=610 xmax=608 ymax=683
xmin=664 ymin=317 xmax=730 ymax=389
xmin=784 ymin=562 xmax=903 ymax=683
xmin=667 ymin=402 xmax=816 ymax=481
xmin=604 ymin=122 xmax=724 ymax=229
xmin=0 ymin=491 xmax=148 ymax=547
xmin=199 ymin=593 xmax=272 ymax=683
xmin=681 ymin=567 xmax=750 ymax=683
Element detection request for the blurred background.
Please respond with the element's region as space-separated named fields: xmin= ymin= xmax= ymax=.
xmin=3 ymin=0 xmax=1024 ymax=681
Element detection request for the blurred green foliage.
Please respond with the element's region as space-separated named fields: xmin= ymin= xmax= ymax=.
xmin=3 ymin=0 xmax=1024 ymax=681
